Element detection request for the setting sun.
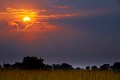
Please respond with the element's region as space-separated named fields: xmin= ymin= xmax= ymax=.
xmin=23 ymin=17 xmax=31 ymax=22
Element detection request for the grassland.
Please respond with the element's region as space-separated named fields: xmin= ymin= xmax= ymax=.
xmin=0 ymin=69 xmax=120 ymax=80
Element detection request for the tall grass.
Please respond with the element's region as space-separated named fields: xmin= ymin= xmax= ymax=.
xmin=0 ymin=69 xmax=120 ymax=80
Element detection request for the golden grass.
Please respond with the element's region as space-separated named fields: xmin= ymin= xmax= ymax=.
xmin=0 ymin=70 xmax=120 ymax=80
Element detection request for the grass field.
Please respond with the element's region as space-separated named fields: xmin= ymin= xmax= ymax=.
xmin=0 ymin=70 xmax=120 ymax=80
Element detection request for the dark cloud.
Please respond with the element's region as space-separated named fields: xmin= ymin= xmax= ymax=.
xmin=48 ymin=12 xmax=120 ymax=36
xmin=0 ymin=20 xmax=9 ymax=30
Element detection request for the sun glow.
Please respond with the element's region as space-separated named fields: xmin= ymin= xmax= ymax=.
xmin=0 ymin=8 xmax=58 ymax=30
xmin=23 ymin=17 xmax=31 ymax=22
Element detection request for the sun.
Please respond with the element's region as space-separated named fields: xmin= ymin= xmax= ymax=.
xmin=23 ymin=16 xmax=31 ymax=22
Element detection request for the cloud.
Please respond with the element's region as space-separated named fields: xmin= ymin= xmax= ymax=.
xmin=0 ymin=7 xmax=80 ymax=30
xmin=53 ymin=5 xmax=71 ymax=9
xmin=0 ymin=0 xmax=50 ymax=9
xmin=8 ymin=22 xmax=19 ymax=29
xmin=0 ymin=20 xmax=8 ymax=30
xmin=0 ymin=0 xmax=120 ymax=66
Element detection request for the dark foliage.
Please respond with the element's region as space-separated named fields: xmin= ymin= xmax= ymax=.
xmin=44 ymin=64 xmax=52 ymax=70
xmin=52 ymin=64 xmax=62 ymax=70
xmin=76 ymin=67 xmax=81 ymax=70
xmin=52 ymin=63 xmax=74 ymax=70
xmin=22 ymin=56 xmax=45 ymax=69
xmin=100 ymin=64 xmax=110 ymax=70
xmin=85 ymin=66 xmax=90 ymax=70
xmin=111 ymin=62 xmax=120 ymax=71
xmin=0 ymin=65 xmax=1 ymax=68
xmin=61 ymin=63 xmax=73 ymax=70
xmin=3 ymin=63 xmax=11 ymax=69
xmin=12 ymin=62 xmax=23 ymax=69
xmin=91 ymin=66 xmax=98 ymax=70
xmin=1 ymin=56 xmax=120 ymax=71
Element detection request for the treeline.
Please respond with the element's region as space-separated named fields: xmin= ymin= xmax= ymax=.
xmin=0 ymin=56 xmax=120 ymax=71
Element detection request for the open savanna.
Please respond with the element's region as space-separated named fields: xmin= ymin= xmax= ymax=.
xmin=0 ymin=70 xmax=120 ymax=80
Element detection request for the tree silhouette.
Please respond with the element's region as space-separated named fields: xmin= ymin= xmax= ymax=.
xmin=100 ymin=64 xmax=110 ymax=70
xmin=52 ymin=63 xmax=73 ymax=70
xmin=76 ymin=67 xmax=81 ymax=70
xmin=111 ymin=62 xmax=120 ymax=71
xmin=91 ymin=66 xmax=98 ymax=70
xmin=22 ymin=56 xmax=44 ymax=69
xmin=3 ymin=63 xmax=11 ymax=69
xmin=85 ymin=66 xmax=90 ymax=70
xmin=12 ymin=62 xmax=23 ymax=69
xmin=0 ymin=65 xmax=1 ymax=69
xmin=61 ymin=63 xmax=74 ymax=70
xmin=1 ymin=56 xmax=120 ymax=71
xmin=44 ymin=64 xmax=52 ymax=70
xmin=52 ymin=64 xmax=61 ymax=70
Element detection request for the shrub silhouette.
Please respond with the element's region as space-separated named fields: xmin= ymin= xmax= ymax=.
xmin=22 ymin=56 xmax=45 ymax=69
xmin=0 ymin=65 xmax=1 ymax=69
xmin=91 ymin=66 xmax=98 ymax=70
xmin=86 ymin=66 xmax=90 ymax=70
xmin=3 ymin=63 xmax=11 ymax=69
xmin=111 ymin=62 xmax=120 ymax=71
xmin=1 ymin=56 xmax=120 ymax=71
xmin=61 ymin=63 xmax=73 ymax=70
xmin=12 ymin=62 xmax=23 ymax=69
xmin=76 ymin=67 xmax=81 ymax=70
xmin=44 ymin=64 xmax=52 ymax=70
xmin=100 ymin=64 xmax=110 ymax=70
xmin=52 ymin=64 xmax=61 ymax=70
xmin=52 ymin=63 xmax=73 ymax=70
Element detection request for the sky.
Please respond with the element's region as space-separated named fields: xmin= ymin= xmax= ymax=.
xmin=0 ymin=0 xmax=120 ymax=68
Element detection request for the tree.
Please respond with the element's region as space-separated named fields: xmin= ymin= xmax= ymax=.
xmin=85 ymin=66 xmax=90 ymax=70
xmin=12 ymin=62 xmax=23 ymax=69
xmin=76 ymin=67 xmax=81 ymax=70
xmin=44 ymin=64 xmax=52 ymax=70
xmin=0 ymin=65 xmax=1 ymax=69
xmin=22 ymin=56 xmax=45 ymax=69
xmin=91 ymin=66 xmax=98 ymax=70
xmin=100 ymin=64 xmax=110 ymax=70
xmin=3 ymin=63 xmax=11 ymax=69
xmin=111 ymin=62 xmax=120 ymax=71
xmin=52 ymin=64 xmax=61 ymax=70
xmin=52 ymin=63 xmax=74 ymax=70
xmin=61 ymin=63 xmax=74 ymax=70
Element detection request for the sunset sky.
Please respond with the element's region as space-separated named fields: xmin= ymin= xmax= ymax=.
xmin=0 ymin=0 xmax=120 ymax=67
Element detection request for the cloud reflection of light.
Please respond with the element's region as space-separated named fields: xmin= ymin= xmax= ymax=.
xmin=0 ymin=7 xmax=79 ymax=30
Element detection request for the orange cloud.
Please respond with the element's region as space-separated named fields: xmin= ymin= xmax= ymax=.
xmin=0 ymin=7 xmax=78 ymax=21
xmin=0 ymin=7 xmax=80 ymax=31
xmin=8 ymin=22 xmax=19 ymax=30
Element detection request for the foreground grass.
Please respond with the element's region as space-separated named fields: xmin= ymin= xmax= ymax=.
xmin=0 ymin=69 xmax=120 ymax=80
